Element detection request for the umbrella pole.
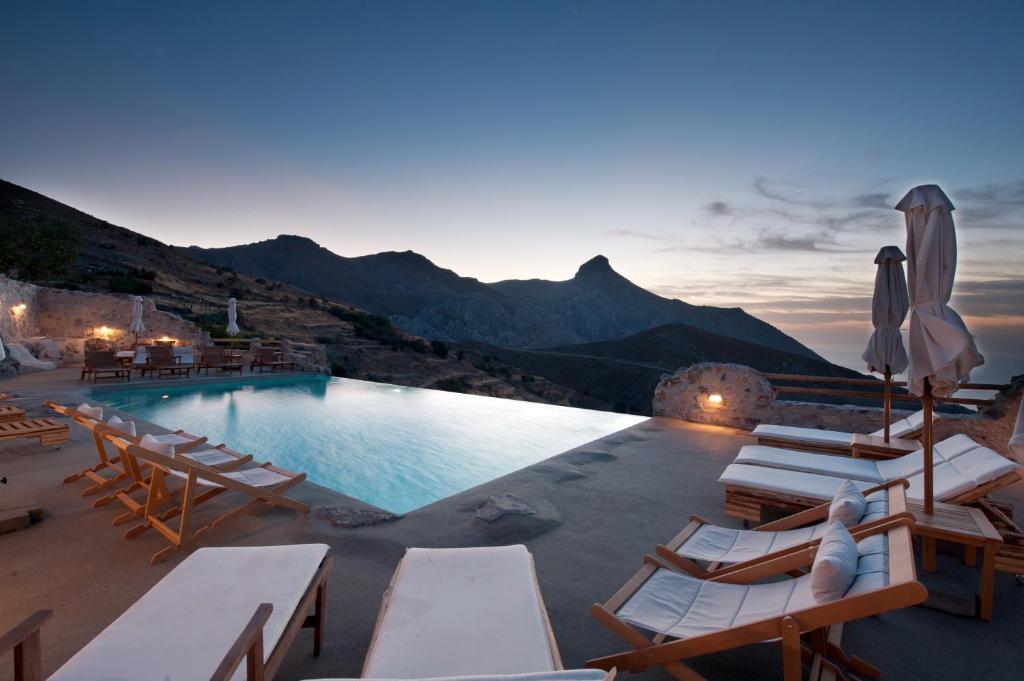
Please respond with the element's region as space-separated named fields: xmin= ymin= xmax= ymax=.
xmin=922 ymin=378 xmax=934 ymax=515
xmin=883 ymin=366 xmax=892 ymax=443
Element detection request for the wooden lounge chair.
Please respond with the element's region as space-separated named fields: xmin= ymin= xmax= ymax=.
xmin=144 ymin=344 xmax=193 ymax=378
xmin=80 ymin=350 xmax=131 ymax=383
xmin=303 ymin=545 xmax=610 ymax=681
xmin=101 ymin=434 xmax=308 ymax=563
xmin=251 ymin=347 xmax=296 ymax=373
xmin=657 ymin=479 xmax=911 ymax=578
xmin=0 ymin=404 xmax=26 ymax=423
xmin=201 ymin=346 xmax=244 ymax=375
xmin=752 ymin=409 xmax=938 ymax=456
xmin=720 ymin=436 xmax=1022 ymax=523
xmin=0 ymin=418 xmax=68 ymax=448
xmin=586 ymin=520 xmax=926 ymax=681
xmin=1 ymin=544 xmax=331 ymax=681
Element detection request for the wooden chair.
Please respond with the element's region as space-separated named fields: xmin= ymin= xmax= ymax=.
xmin=144 ymin=344 xmax=193 ymax=378
xmin=101 ymin=434 xmax=308 ymax=563
xmin=657 ymin=479 xmax=911 ymax=579
xmin=200 ymin=346 xmax=244 ymax=375
xmin=81 ymin=350 xmax=131 ymax=383
xmin=251 ymin=347 xmax=296 ymax=372
xmin=586 ymin=520 xmax=926 ymax=681
xmin=0 ymin=404 xmax=26 ymax=423
xmin=0 ymin=544 xmax=331 ymax=681
xmin=0 ymin=418 xmax=68 ymax=448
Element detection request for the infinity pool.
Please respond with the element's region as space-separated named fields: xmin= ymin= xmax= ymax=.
xmin=95 ymin=376 xmax=646 ymax=513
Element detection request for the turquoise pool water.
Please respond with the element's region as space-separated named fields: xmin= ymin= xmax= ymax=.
xmin=95 ymin=376 xmax=646 ymax=514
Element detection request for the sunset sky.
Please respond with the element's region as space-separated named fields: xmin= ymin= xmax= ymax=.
xmin=2 ymin=1 xmax=1021 ymax=381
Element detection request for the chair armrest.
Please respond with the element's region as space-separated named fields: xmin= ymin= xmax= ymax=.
xmin=0 ymin=609 xmax=52 ymax=681
xmin=210 ymin=603 xmax=272 ymax=681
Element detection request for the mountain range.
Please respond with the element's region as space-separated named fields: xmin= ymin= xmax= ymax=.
xmin=185 ymin=236 xmax=821 ymax=357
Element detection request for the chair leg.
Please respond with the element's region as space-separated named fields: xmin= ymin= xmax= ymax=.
xmin=313 ymin=581 xmax=326 ymax=656
xmin=781 ymin=616 xmax=802 ymax=681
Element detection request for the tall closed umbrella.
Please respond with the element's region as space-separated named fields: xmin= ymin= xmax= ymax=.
xmin=897 ymin=184 xmax=984 ymax=514
xmin=226 ymin=298 xmax=240 ymax=337
xmin=0 ymin=334 xmax=6 ymax=362
xmin=861 ymin=246 xmax=910 ymax=441
xmin=129 ymin=296 xmax=146 ymax=345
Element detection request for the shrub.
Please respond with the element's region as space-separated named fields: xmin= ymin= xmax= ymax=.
xmin=330 ymin=362 xmax=348 ymax=377
xmin=108 ymin=274 xmax=153 ymax=294
xmin=434 ymin=377 xmax=471 ymax=393
xmin=430 ymin=340 xmax=449 ymax=359
xmin=0 ymin=216 xmax=81 ymax=282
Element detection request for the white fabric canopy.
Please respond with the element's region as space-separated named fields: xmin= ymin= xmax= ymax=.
xmin=897 ymin=185 xmax=983 ymax=397
xmin=129 ymin=295 xmax=146 ymax=335
xmin=862 ymin=245 xmax=909 ymax=375
xmin=1010 ymin=395 xmax=1024 ymax=460
xmin=226 ymin=297 xmax=240 ymax=337
xmin=0 ymin=334 xmax=6 ymax=362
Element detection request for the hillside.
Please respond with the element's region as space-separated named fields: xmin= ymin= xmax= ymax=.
xmin=466 ymin=323 xmax=866 ymax=414
xmin=186 ymin=237 xmax=822 ymax=358
xmin=0 ymin=178 xmax=604 ymax=408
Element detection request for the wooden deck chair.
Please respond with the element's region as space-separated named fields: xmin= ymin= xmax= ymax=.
xmin=201 ymin=346 xmax=244 ymax=375
xmin=45 ymin=401 xmax=216 ymax=498
xmin=752 ymin=410 xmax=938 ymax=456
xmin=102 ymin=435 xmax=308 ymax=564
xmin=0 ymin=418 xmax=68 ymax=448
xmin=0 ymin=404 xmax=26 ymax=423
xmin=302 ymin=545 xmax=612 ymax=681
xmin=251 ymin=347 xmax=296 ymax=372
xmin=145 ymin=344 xmax=193 ymax=378
xmin=0 ymin=544 xmax=331 ymax=681
xmin=80 ymin=349 xmax=131 ymax=383
xmin=587 ymin=520 xmax=926 ymax=681
xmin=719 ymin=440 xmax=1023 ymax=524
xmin=657 ymin=479 xmax=911 ymax=579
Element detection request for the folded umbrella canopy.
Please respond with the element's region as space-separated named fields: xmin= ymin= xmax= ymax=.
xmin=862 ymin=245 xmax=910 ymax=441
xmin=226 ymin=297 xmax=240 ymax=337
xmin=897 ymin=184 xmax=984 ymax=513
xmin=129 ymin=296 xmax=146 ymax=342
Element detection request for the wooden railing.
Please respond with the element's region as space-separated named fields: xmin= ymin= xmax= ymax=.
xmin=763 ymin=373 xmax=1008 ymax=409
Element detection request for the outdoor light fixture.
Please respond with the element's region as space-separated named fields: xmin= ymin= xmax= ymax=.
xmin=11 ymin=303 xmax=26 ymax=316
xmin=95 ymin=326 xmax=114 ymax=340
xmin=708 ymin=393 xmax=723 ymax=405
xmin=161 ymin=395 xmax=169 ymax=400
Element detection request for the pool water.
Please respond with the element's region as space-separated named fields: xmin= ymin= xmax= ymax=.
xmin=95 ymin=376 xmax=646 ymax=514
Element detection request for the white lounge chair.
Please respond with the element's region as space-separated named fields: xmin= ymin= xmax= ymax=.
xmin=657 ymin=479 xmax=910 ymax=577
xmin=305 ymin=545 xmax=610 ymax=681
xmin=2 ymin=544 xmax=332 ymax=681
xmin=752 ymin=409 xmax=937 ymax=455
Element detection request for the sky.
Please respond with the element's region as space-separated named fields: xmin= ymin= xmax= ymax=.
xmin=2 ymin=1 xmax=1022 ymax=382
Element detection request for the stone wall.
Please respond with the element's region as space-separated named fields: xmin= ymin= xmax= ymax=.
xmin=654 ymin=362 xmax=1024 ymax=461
xmin=0 ymin=275 xmax=208 ymax=369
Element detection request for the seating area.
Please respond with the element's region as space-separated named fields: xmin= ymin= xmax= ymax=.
xmin=1 ymin=382 xmax=1022 ymax=681
xmin=107 ymin=342 xmax=303 ymax=381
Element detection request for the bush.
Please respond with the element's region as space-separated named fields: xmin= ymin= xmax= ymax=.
xmin=0 ymin=216 xmax=81 ymax=282
xmin=430 ymin=340 xmax=449 ymax=359
xmin=108 ymin=274 xmax=153 ymax=294
xmin=330 ymin=362 xmax=348 ymax=377
xmin=434 ymin=377 xmax=471 ymax=393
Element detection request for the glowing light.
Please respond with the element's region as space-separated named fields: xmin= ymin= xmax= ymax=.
xmin=161 ymin=395 xmax=170 ymax=400
xmin=158 ymin=336 xmax=174 ymax=342
xmin=708 ymin=393 xmax=723 ymax=405
xmin=94 ymin=325 xmax=115 ymax=340
xmin=11 ymin=303 xmax=27 ymax=316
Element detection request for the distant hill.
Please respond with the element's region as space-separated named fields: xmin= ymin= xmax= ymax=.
xmin=466 ymin=323 xmax=865 ymax=414
xmin=186 ymin=237 xmax=823 ymax=358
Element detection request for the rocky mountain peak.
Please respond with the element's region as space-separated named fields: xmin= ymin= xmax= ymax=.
xmin=574 ymin=255 xmax=614 ymax=277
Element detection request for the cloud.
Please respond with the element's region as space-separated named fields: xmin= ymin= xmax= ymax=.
xmin=754 ymin=228 xmax=842 ymax=252
xmin=604 ymin=228 xmax=679 ymax=243
xmin=850 ymin=192 xmax=891 ymax=209
xmin=705 ymin=200 xmax=733 ymax=216
xmin=753 ymin=177 xmax=833 ymax=208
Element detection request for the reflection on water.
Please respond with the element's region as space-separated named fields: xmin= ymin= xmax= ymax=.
xmin=97 ymin=376 xmax=646 ymax=514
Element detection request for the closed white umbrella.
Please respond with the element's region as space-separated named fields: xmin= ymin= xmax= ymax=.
xmin=0 ymin=334 xmax=6 ymax=362
xmin=897 ymin=184 xmax=984 ymax=514
xmin=861 ymin=245 xmax=910 ymax=441
xmin=226 ymin=298 xmax=240 ymax=337
xmin=129 ymin=296 xmax=146 ymax=344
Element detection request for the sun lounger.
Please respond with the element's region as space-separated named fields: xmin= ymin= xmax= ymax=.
xmin=752 ymin=409 xmax=937 ymax=455
xmin=80 ymin=349 xmax=131 ymax=383
xmin=0 ymin=418 xmax=68 ymax=448
xmin=719 ymin=442 xmax=1022 ymax=523
xmin=100 ymin=434 xmax=308 ymax=563
xmin=303 ymin=545 xmax=610 ymax=681
xmin=201 ymin=346 xmax=245 ymax=374
xmin=1 ymin=544 xmax=331 ymax=681
xmin=251 ymin=347 xmax=296 ymax=373
xmin=0 ymin=404 xmax=26 ymax=423
xmin=587 ymin=520 xmax=925 ymax=681
xmin=733 ymin=433 xmax=980 ymax=483
xmin=143 ymin=344 xmax=193 ymax=378
xmin=657 ymin=479 xmax=910 ymax=577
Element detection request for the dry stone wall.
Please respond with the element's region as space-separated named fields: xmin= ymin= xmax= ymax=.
xmin=654 ymin=362 xmax=1024 ymax=461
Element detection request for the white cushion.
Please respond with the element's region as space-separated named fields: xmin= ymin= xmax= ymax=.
xmin=180 ymin=448 xmax=237 ymax=467
xmin=139 ymin=433 xmax=175 ymax=456
xmin=719 ymin=464 xmax=872 ymax=500
xmin=305 ymin=672 xmax=608 ymax=681
xmin=1010 ymin=397 xmax=1024 ymax=459
xmin=735 ymin=446 xmax=883 ymax=482
xmin=152 ymin=432 xmax=198 ymax=445
xmin=364 ymin=546 xmax=557 ymax=678
xmin=828 ymin=480 xmax=867 ymax=527
xmin=50 ymin=544 xmax=329 ymax=681
xmin=811 ymin=521 xmax=858 ymax=603
xmin=752 ymin=424 xmax=853 ymax=447
xmin=868 ymin=409 xmax=935 ymax=438
xmin=107 ymin=415 xmax=136 ymax=437
xmin=77 ymin=402 xmax=103 ymax=419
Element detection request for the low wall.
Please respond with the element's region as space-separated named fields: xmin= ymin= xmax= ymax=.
xmin=654 ymin=362 xmax=1023 ymax=461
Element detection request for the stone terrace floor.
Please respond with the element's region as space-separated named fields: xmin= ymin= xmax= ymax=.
xmin=1 ymin=368 xmax=1023 ymax=680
